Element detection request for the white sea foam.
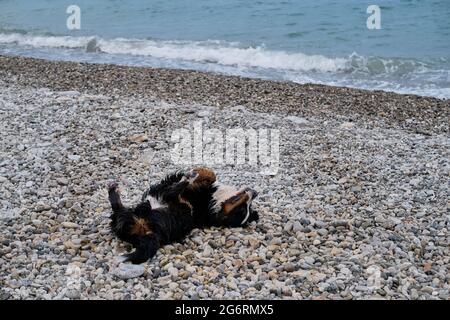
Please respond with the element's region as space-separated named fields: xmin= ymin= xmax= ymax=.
xmin=0 ymin=32 xmax=346 ymax=72
xmin=0 ymin=32 xmax=94 ymax=49
xmin=98 ymin=38 xmax=347 ymax=72
xmin=0 ymin=32 xmax=448 ymax=98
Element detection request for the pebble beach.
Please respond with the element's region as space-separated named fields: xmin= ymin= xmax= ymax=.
xmin=0 ymin=55 xmax=448 ymax=300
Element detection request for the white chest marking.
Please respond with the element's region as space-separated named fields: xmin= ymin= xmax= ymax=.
xmin=211 ymin=183 xmax=238 ymax=213
xmin=145 ymin=195 xmax=166 ymax=209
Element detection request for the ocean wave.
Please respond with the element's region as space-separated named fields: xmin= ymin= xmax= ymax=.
xmin=0 ymin=32 xmax=444 ymax=78
xmin=0 ymin=32 xmax=347 ymax=72
xmin=0 ymin=32 xmax=94 ymax=49
xmin=0 ymin=31 xmax=448 ymax=98
xmin=347 ymin=53 xmax=432 ymax=77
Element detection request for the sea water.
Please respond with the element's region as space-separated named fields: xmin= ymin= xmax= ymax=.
xmin=0 ymin=0 xmax=449 ymax=98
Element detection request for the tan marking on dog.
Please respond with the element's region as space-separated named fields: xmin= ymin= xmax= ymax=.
xmin=222 ymin=192 xmax=250 ymax=215
xmin=211 ymin=184 xmax=238 ymax=213
xmin=130 ymin=217 xmax=152 ymax=236
xmin=191 ymin=167 xmax=217 ymax=188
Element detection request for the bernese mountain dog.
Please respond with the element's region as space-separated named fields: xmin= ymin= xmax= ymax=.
xmin=107 ymin=167 xmax=259 ymax=264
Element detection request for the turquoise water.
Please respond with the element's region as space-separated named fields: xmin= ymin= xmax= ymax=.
xmin=0 ymin=0 xmax=449 ymax=98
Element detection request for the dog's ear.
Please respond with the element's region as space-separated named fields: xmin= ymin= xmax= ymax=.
xmin=249 ymin=209 xmax=259 ymax=223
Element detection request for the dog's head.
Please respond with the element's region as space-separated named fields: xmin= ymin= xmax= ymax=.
xmin=211 ymin=185 xmax=259 ymax=227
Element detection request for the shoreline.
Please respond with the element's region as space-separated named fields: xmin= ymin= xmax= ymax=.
xmin=0 ymin=54 xmax=449 ymax=300
xmin=1 ymin=54 xmax=448 ymax=134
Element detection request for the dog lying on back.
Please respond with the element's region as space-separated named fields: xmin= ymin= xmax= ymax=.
xmin=107 ymin=167 xmax=259 ymax=264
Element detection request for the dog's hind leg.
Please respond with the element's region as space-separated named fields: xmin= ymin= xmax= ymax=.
xmin=160 ymin=171 xmax=201 ymax=217
xmin=191 ymin=167 xmax=216 ymax=188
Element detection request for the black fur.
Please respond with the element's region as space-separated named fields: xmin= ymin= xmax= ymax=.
xmin=108 ymin=168 xmax=258 ymax=264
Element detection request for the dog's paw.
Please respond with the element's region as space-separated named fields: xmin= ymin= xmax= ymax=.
xmin=123 ymin=252 xmax=148 ymax=265
xmin=186 ymin=170 xmax=199 ymax=184
xmin=107 ymin=181 xmax=119 ymax=191
xmin=181 ymin=170 xmax=199 ymax=184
